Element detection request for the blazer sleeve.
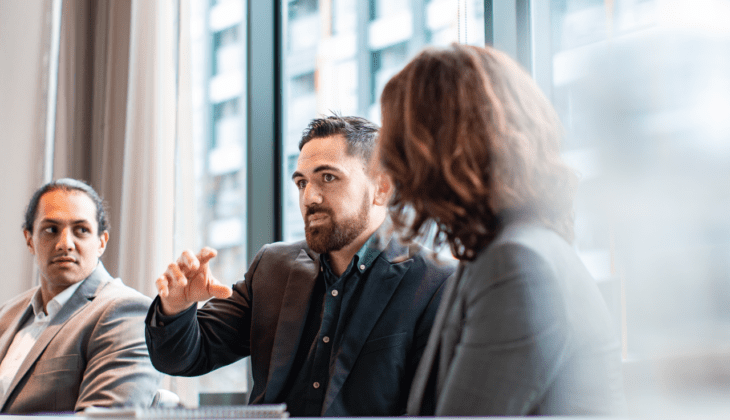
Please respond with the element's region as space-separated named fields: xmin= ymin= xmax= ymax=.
xmin=76 ymin=294 xmax=162 ymax=411
xmin=145 ymin=246 xmax=265 ymax=376
xmin=435 ymin=243 xmax=571 ymax=416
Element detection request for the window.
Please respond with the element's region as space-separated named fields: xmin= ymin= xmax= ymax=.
xmin=280 ymin=0 xmax=485 ymax=242
xmin=175 ymin=0 xmax=730 ymax=412
xmin=188 ymin=0 xmax=249 ymax=403
xmin=531 ymin=0 xmax=730 ymax=413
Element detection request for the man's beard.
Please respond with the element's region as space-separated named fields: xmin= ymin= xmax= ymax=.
xmin=304 ymin=192 xmax=370 ymax=254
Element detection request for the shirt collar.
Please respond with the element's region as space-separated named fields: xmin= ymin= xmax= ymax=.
xmin=320 ymin=229 xmax=389 ymax=278
xmin=353 ymin=231 xmax=387 ymax=273
xmin=30 ymin=279 xmax=83 ymax=319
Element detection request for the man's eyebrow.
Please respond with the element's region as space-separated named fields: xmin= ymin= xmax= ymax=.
xmin=39 ymin=218 xmax=92 ymax=225
xmin=291 ymin=165 xmax=343 ymax=180
xmin=312 ymin=164 xmax=342 ymax=174
xmin=38 ymin=218 xmax=60 ymax=225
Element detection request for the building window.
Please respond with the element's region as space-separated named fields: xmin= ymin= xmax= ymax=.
xmin=280 ymin=0 xmax=485 ymax=242
xmin=188 ymin=0 xmax=249 ymax=402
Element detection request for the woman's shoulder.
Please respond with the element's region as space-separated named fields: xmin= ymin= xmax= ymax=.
xmin=473 ymin=222 xmax=567 ymax=266
xmin=465 ymin=221 xmax=593 ymax=295
xmin=494 ymin=222 xmax=569 ymax=250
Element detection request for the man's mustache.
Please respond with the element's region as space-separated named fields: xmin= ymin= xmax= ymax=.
xmin=306 ymin=205 xmax=332 ymax=217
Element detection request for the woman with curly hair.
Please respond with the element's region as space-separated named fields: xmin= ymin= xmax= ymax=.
xmin=379 ymin=43 xmax=626 ymax=416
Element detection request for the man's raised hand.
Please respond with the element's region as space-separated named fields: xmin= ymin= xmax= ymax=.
xmin=156 ymin=247 xmax=232 ymax=316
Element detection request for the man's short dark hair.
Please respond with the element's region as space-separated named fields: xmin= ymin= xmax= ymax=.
xmin=23 ymin=178 xmax=109 ymax=235
xmin=299 ymin=115 xmax=379 ymax=164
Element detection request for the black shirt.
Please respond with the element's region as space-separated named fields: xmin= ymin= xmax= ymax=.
xmin=282 ymin=235 xmax=385 ymax=416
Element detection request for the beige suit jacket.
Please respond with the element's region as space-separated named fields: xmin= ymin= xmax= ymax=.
xmin=0 ymin=263 xmax=161 ymax=414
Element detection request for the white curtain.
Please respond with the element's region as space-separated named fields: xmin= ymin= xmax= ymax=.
xmin=52 ymin=0 xmax=198 ymax=405
xmin=118 ymin=0 xmax=178 ymax=298
xmin=52 ymin=0 xmax=195 ymax=298
xmin=0 ymin=0 xmax=52 ymax=302
xmin=123 ymin=1 xmax=197 ymax=403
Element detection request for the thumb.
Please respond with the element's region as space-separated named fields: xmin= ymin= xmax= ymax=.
xmin=208 ymin=281 xmax=233 ymax=299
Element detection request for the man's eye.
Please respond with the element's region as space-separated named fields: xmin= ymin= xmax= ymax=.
xmin=295 ymin=180 xmax=307 ymax=190
xmin=77 ymin=227 xmax=90 ymax=234
xmin=323 ymin=173 xmax=335 ymax=182
xmin=44 ymin=226 xmax=56 ymax=234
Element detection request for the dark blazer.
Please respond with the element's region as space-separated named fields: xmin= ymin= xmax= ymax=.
xmin=407 ymin=222 xmax=627 ymax=416
xmin=0 ymin=264 xmax=161 ymax=414
xmin=146 ymin=237 xmax=454 ymax=416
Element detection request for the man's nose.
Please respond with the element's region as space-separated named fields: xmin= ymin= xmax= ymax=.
xmin=56 ymin=228 xmax=75 ymax=251
xmin=302 ymin=183 xmax=323 ymax=206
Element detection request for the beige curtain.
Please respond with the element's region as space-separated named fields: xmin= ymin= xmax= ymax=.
xmin=52 ymin=0 xmax=198 ymax=404
xmin=54 ymin=0 xmax=132 ymax=280
xmin=52 ymin=0 xmax=195 ymax=297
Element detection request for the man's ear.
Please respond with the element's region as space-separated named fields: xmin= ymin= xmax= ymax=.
xmin=373 ymin=172 xmax=393 ymax=206
xmin=23 ymin=230 xmax=35 ymax=255
xmin=97 ymin=231 xmax=109 ymax=257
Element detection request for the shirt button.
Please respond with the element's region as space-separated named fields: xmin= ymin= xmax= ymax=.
xmin=359 ymin=264 xmax=366 ymax=271
xmin=323 ymin=336 xmax=330 ymax=343
xmin=313 ymin=382 xmax=320 ymax=389
xmin=331 ymin=290 xmax=338 ymax=297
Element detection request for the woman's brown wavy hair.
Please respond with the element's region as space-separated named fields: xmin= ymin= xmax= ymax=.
xmin=379 ymin=44 xmax=578 ymax=260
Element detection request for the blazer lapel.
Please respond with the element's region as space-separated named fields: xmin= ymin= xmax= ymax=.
xmin=0 ymin=267 xmax=106 ymax=410
xmin=406 ymin=263 xmax=464 ymax=415
xmin=263 ymin=248 xmax=319 ymax=403
xmin=322 ymin=239 xmax=412 ymax=414
xmin=0 ymin=296 xmax=34 ymax=363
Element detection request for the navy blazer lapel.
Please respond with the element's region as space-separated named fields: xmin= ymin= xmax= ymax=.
xmin=0 ymin=265 xmax=107 ymax=410
xmin=264 ymin=248 xmax=319 ymax=403
xmin=406 ymin=263 xmax=464 ymax=415
xmin=322 ymin=239 xmax=412 ymax=414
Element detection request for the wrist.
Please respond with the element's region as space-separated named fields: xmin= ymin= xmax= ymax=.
xmin=159 ymin=298 xmax=194 ymax=317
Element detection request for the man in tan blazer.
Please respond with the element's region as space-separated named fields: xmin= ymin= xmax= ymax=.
xmin=0 ymin=178 xmax=160 ymax=414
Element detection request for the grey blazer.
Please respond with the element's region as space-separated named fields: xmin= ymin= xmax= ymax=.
xmin=0 ymin=263 xmax=161 ymax=414
xmin=407 ymin=222 xmax=627 ymax=416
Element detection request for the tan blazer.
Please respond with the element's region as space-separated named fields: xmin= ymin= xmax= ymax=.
xmin=0 ymin=264 xmax=161 ymax=414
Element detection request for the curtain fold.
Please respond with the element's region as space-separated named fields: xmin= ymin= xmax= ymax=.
xmin=53 ymin=0 xmax=133 ymax=280
xmin=91 ymin=0 xmax=132 ymax=280
xmin=118 ymin=0 xmax=177 ymax=298
xmin=52 ymin=0 xmax=195 ymax=297
xmin=52 ymin=0 xmax=198 ymax=405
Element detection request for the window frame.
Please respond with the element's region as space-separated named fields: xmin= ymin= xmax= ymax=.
xmin=246 ymin=1 xmax=282 ymax=262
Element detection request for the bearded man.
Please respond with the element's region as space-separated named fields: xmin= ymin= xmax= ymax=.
xmin=145 ymin=116 xmax=454 ymax=416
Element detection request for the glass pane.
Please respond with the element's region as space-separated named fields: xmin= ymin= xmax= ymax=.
xmin=281 ymin=0 xmax=485 ymax=242
xmin=188 ymin=0 xmax=250 ymax=402
xmin=535 ymin=0 xmax=730 ymax=414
